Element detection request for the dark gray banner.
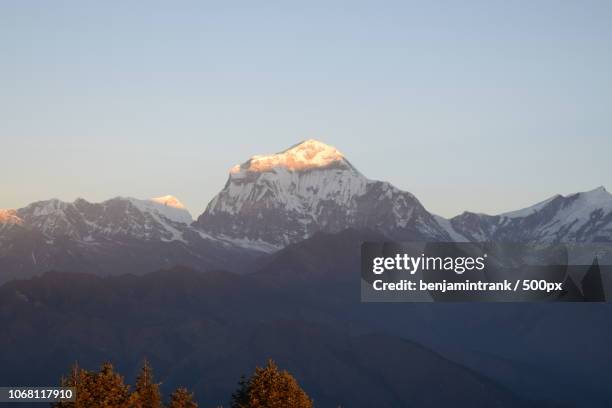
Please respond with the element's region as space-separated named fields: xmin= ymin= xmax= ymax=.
xmin=0 ymin=387 xmax=75 ymax=403
xmin=361 ymin=242 xmax=611 ymax=302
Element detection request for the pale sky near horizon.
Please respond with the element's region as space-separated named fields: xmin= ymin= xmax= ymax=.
xmin=1 ymin=1 xmax=611 ymax=218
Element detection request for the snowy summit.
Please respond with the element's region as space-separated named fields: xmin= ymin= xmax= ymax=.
xmin=129 ymin=196 xmax=193 ymax=225
xmin=230 ymin=139 xmax=352 ymax=175
xmin=197 ymin=139 xmax=444 ymax=247
xmin=151 ymin=195 xmax=188 ymax=210
xmin=0 ymin=209 xmax=21 ymax=225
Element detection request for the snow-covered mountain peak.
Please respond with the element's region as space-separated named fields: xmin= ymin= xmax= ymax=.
xmin=0 ymin=209 xmax=21 ymax=225
xmin=11 ymin=196 xmax=193 ymax=242
xmin=151 ymin=195 xmax=187 ymax=210
xmin=127 ymin=197 xmax=193 ymax=225
xmin=230 ymin=139 xmax=354 ymax=177
xmin=447 ymin=186 xmax=612 ymax=243
xmin=205 ymin=140 xmax=370 ymax=218
xmin=500 ymin=195 xmax=561 ymax=219
xmin=496 ymin=187 xmax=611 ymax=221
xmin=25 ymin=198 xmax=69 ymax=217
xmin=196 ymin=140 xmax=448 ymax=246
xmin=575 ymin=186 xmax=611 ymax=206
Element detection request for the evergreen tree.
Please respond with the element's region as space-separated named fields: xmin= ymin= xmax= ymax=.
xmin=55 ymin=362 xmax=90 ymax=408
xmin=231 ymin=359 xmax=312 ymax=408
xmin=168 ymin=387 xmax=198 ymax=408
xmin=132 ymin=359 xmax=162 ymax=408
xmin=582 ymin=257 xmax=606 ymax=301
xmin=230 ymin=375 xmax=250 ymax=408
xmin=96 ymin=363 xmax=131 ymax=407
xmin=55 ymin=362 xmax=131 ymax=408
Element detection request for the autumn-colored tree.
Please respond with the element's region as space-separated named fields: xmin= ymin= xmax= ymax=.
xmin=95 ymin=363 xmax=131 ymax=407
xmin=231 ymin=359 xmax=313 ymax=408
xmin=168 ymin=387 xmax=198 ymax=408
xmin=132 ymin=359 xmax=162 ymax=408
xmin=55 ymin=362 xmax=131 ymax=408
xmin=55 ymin=363 xmax=89 ymax=408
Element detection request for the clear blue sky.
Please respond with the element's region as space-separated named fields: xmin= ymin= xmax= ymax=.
xmin=2 ymin=1 xmax=611 ymax=217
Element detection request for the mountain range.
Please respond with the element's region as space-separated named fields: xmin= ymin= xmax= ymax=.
xmin=1 ymin=139 xmax=611 ymax=283
xmin=1 ymin=139 xmax=612 ymax=407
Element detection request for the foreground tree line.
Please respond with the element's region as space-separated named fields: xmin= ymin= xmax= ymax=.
xmin=54 ymin=359 xmax=313 ymax=408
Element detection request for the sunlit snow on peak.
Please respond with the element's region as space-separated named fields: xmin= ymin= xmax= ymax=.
xmin=151 ymin=195 xmax=187 ymax=210
xmin=230 ymin=139 xmax=349 ymax=174
xmin=129 ymin=197 xmax=193 ymax=225
xmin=0 ymin=209 xmax=21 ymax=225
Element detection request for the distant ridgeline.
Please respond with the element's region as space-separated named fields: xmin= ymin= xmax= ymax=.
xmin=1 ymin=140 xmax=611 ymax=285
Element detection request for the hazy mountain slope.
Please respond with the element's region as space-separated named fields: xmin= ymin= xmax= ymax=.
xmin=0 ymin=268 xmax=530 ymax=408
xmin=252 ymin=229 xmax=612 ymax=407
xmin=0 ymin=197 xmax=262 ymax=283
xmin=1 ymin=227 xmax=608 ymax=406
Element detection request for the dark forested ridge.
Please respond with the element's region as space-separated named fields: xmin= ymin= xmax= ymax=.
xmin=0 ymin=230 xmax=610 ymax=407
